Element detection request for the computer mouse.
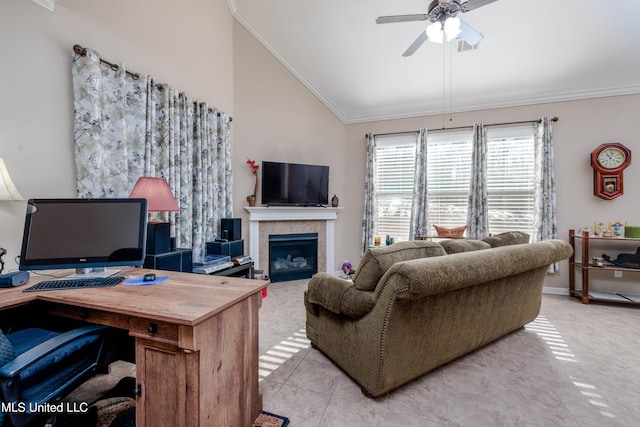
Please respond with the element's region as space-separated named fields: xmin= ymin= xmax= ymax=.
xmin=143 ymin=273 xmax=156 ymax=282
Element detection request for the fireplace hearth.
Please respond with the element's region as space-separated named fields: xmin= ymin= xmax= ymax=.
xmin=268 ymin=233 xmax=318 ymax=282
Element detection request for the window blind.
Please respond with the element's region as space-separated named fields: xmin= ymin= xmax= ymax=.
xmin=375 ymin=135 xmax=417 ymax=241
xmin=486 ymin=127 xmax=535 ymax=235
xmin=427 ymin=132 xmax=472 ymax=229
xmin=373 ymin=125 xmax=536 ymax=241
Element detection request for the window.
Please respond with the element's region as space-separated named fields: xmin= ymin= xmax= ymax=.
xmin=485 ymin=127 xmax=535 ymax=235
xmin=374 ymin=126 xmax=535 ymax=240
xmin=427 ymin=131 xmax=472 ymax=229
xmin=375 ymin=135 xmax=416 ymax=242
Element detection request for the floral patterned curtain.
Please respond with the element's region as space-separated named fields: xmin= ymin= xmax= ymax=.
xmin=466 ymin=123 xmax=489 ymax=237
xmin=534 ymin=117 xmax=558 ymax=271
xmin=72 ymin=47 xmax=232 ymax=261
xmin=361 ymin=133 xmax=377 ymax=254
xmin=72 ymin=49 xmax=146 ymax=197
xmin=410 ymin=128 xmax=429 ymax=240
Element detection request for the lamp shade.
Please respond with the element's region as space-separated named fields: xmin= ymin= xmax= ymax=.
xmin=129 ymin=177 xmax=180 ymax=212
xmin=0 ymin=157 xmax=24 ymax=201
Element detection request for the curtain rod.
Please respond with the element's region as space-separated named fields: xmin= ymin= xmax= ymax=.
xmin=366 ymin=117 xmax=558 ymax=138
xmin=72 ymin=44 xmax=232 ymax=122
xmin=73 ymin=44 xmax=140 ymax=80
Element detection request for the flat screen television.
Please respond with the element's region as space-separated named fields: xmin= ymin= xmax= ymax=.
xmin=19 ymin=198 xmax=148 ymax=278
xmin=262 ymin=161 xmax=329 ymax=206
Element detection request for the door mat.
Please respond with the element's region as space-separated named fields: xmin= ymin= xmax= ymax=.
xmin=252 ymin=411 xmax=290 ymax=427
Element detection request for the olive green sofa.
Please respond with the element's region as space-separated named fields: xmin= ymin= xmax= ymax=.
xmin=304 ymin=232 xmax=573 ymax=397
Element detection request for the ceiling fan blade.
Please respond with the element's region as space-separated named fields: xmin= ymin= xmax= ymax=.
xmin=402 ymin=31 xmax=428 ymax=57
xmin=376 ymin=14 xmax=429 ymax=24
xmin=459 ymin=20 xmax=484 ymax=46
xmin=461 ymin=0 xmax=498 ymax=13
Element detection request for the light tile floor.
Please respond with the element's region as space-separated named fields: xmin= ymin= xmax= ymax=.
xmin=259 ymin=280 xmax=640 ymax=427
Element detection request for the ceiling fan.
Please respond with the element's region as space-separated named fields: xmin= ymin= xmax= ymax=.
xmin=376 ymin=0 xmax=498 ymax=57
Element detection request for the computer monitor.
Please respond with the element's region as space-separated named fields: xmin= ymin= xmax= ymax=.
xmin=19 ymin=198 xmax=148 ymax=278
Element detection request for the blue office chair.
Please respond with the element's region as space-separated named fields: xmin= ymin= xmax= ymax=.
xmin=0 ymin=324 xmax=107 ymax=427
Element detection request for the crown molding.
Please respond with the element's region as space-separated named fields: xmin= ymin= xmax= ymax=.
xmin=227 ymin=1 xmax=640 ymax=125
xmin=342 ymin=84 xmax=640 ymax=124
xmin=227 ymin=0 xmax=349 ymax=123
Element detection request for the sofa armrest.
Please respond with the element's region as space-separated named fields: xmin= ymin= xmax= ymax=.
xmin=307 ymin=273 xmax=375 ymax=319
xmin=375 ymin=240 xmax=573 ymax=300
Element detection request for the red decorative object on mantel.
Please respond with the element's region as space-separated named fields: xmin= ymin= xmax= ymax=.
xmin=246 ymin=159 xmax=260 ymax=206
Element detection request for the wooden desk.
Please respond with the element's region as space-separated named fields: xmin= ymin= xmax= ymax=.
xmin=0 ymin=268 xmax=269 ymax=427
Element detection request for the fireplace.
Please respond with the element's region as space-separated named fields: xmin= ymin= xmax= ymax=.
xmin=268 ymin=233 xmax=318 ymax=282
xmin=245 ymin=206 xmax=341 ymax=274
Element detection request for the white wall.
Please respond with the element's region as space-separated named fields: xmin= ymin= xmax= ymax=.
xmin=232 ymin=22 xmax=348 ymax=265
xmin=0 ymin=0 xmax=234 ymax=270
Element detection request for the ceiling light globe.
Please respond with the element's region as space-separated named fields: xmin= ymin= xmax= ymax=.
xmin=426 ymin=22 xmax=443 ymax=44
xmin=444 ymin=17 xmax=461 ymax=41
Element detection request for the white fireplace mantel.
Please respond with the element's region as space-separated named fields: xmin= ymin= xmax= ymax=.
xmin=244 ymin=206 xmax=342 ymax=273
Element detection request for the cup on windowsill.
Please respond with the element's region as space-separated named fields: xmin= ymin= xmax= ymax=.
xmin=374 ymin=236 xmax=381 ymax=246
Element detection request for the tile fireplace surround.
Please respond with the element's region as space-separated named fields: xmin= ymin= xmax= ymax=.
xmin=244 ymin=207 xmax=341 ymax=275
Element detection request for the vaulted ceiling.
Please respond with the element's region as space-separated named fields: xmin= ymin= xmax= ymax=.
xmin=229 ymin=0 xmax=640 ymax=124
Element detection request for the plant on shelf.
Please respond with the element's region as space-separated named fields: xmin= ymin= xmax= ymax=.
xmin=246 ymin=158 xmax=259 ymax=207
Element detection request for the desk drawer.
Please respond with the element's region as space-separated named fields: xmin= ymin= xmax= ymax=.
xmin=47 ymin=304 xmax=129 ymax=329
xmin=129 ymin=318 xmax=179 ymax=346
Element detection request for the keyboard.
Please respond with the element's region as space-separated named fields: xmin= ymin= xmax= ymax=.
xmin=23 ymin=276 xmax=125 ymax=292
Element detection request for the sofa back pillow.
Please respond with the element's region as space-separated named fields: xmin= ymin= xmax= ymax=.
xmin=353 ymin=241 xmax=446 ymax=291
xmin=481 ymin=231 xmax=530 ymax=247
xmin=440 ymin=239 xmax=491 ymax=254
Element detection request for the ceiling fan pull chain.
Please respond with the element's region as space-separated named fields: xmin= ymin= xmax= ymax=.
xmin=442 ymin=39 xmax=446 ymax=129
xmin=449 ymin=40 xmax=454 ymax=123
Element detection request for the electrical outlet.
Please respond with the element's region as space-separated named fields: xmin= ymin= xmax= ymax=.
xmin=614 ymin=270 xmax=623 ymax=278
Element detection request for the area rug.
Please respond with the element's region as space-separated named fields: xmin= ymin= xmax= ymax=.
xmin=252 ymin=411 xmax=290 ymax=427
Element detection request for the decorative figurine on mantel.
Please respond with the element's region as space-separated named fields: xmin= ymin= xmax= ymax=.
xmin=331 ymin=194 xmax=339 ymax=207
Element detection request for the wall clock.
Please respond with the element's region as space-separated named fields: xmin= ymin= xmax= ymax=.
xmin=590 ymin=143 xmax=631 ymax=200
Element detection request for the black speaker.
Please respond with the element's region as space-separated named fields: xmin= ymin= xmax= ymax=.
xmin=144 ymin=252 xmax=181 ymax=272
xmin=143 ymin=248 xmax=192 ymax=272
xmin=221 ymin=218 xmax=242 ymax=241
xmin=147 ymin=222 xmax=171 ymax=255
xmin=173 ymin=248 xmax=193 ymax=273
xmin=206 ymin=239 xmax=244 ymax=258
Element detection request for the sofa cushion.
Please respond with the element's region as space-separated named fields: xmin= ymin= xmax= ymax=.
xmin=353 ymin=241 xmax=446 ymax=291
xmin=440 ymin=239 xmax=491 ymax=254
xmin=481 ymin=231 xmax=530 ymax=247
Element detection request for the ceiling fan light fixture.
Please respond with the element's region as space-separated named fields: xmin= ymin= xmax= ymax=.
xmin=426 ymin=21 xmax=444 ymax=43
xmin=444 ymin=17 xmax=461 ymax=41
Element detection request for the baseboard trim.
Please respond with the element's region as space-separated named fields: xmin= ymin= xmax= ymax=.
xmin=543 ymin=286 xmax=569 ymax=296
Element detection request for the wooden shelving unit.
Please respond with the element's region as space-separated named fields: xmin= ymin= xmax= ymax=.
xmin=569 ymin=229 xmax=640 ymax=305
